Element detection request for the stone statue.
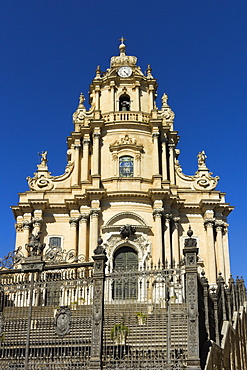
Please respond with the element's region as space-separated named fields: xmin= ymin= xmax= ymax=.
xmin=79 ymin=93 xmax=85 ymax=105
xmin=26 ymin=232 xmax=46 ymax=257
xmin=39 ymin=151 xmax=48 ymax=166
xmin=197 ymin=151 xmax=207 ymax=168
xmin=162 ymin=93 xmax=168 ymax=107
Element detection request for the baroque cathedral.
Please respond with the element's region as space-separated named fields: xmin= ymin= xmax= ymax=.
xmin=13 ymin=39 xmax=231 ymax=284
xmin=2 ymin=40 xmax=246 ymax=370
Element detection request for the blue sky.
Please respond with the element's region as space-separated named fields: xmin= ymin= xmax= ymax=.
xmin=0 ymin=0 xmax=246 ymax=280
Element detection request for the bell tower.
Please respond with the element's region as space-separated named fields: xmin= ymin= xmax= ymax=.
xmin=88 ymin=38 xmax=157 ymax=115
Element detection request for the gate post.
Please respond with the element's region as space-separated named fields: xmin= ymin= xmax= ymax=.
xmin=89 ymin=237 xmax=107 ymax=370
xmin=183 ymin=227 xmax=201 ymax=370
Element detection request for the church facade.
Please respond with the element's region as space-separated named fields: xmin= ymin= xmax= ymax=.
xmin=12 ymin=40 xmax=232 ymax=284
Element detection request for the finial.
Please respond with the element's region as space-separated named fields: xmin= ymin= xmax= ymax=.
xmin=146 ymin=64 xmax=153 ymax=79
xmin=95 ymin=65 xmax=101 ymax=79
xmin=119 ymin=37 xmax=126 ymax=55
xmin=187 ymin=225 xmax=193 ymax=238
xmin=119 ymin=37 xmax=126 ymax=44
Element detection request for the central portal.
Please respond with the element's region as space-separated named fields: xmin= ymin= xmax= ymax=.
xmin=113 ymin=246 xmax=138 ymax=299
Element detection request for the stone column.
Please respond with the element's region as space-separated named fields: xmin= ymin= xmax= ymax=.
xmin=72 ymin=141 xmax=81 ymax=186
xmin=23 ymin=217 xmax=32 ymax=257
xmin=152 ymin=208 xmax=164 ymax=265
xmin=82 ymin=136 xmax=90 ymax=182
xmin=148 ymin=84 xmax=154 ymax=111
xmin=78 ymin=213 xmax=89 ymax=259
xmin=15 ymin=215 xmax=24 ymax=251
xmin=164 ymin=214 xmax=172 ymax=268
xmin=204 ymin=218 xmax=217 ymax=284
xmin=152 ymin=131 xmax=160 ymax=175
xmin=222 ymin=224 xmax=231 ymax=282
xmin=95 ymin=86 xmax=100 ymax=110
xmin=168 ymin=142 xmax=175 ymax=184
xmin=161 ymin=138 xmax=168 ymax=181
xmin=33 ymin=210 xmax=43 ymax=235
xmin=90 ymin=208 xmax=100 ymax=259
xmin=172 ymin=217 xmax=180 ymax=268
xmin=134 ymin=82 xmax=140 ymax=111
xmin=183 ymin=228 xmax=201 ymax=370
xmin=69 ymin=217 xmax=79 ymax=251
xmin=110 ymin=81 xmax=115 ymax=111
xmin=215 ymin=221 xmax=225 ymax=278
xmin=92 ymin=132 xmax=100 ymax=176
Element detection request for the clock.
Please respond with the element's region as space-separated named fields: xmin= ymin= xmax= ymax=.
xmin=118 ymin=66 xmax=132 ymax=77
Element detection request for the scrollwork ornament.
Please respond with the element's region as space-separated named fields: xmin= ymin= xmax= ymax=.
xmin=0 ymin=246 xmax=24 ymax=270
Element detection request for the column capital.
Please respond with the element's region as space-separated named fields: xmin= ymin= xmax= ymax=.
xmin=173 ymin=217 xmax=180 ymax=227
xmin=15 ymin=223 xmax=23 ymax=232
xmin=32 ymin=217 xmax=42 ymax=228
xmin=164 ymin=213 xmax=172 ymax=222
xmin=93 ymin=132 xmax=101 ymax=139
xmin=83 ymin=138 xmax=91 ymax=145
xmin=23 ymin=220 xmax=32 ymax=230
xmin=90 ymin=208 xmax=101 ymax=217
xmin=204 ymin=218 xmax=215 ymax=228
xmin=69 ymin=217 xmax=80 ymax=227
xmin=80 ymin=213 xmax=90 ymax=222
xmin=152 ymin=208 xmax=164 ymax=218
xmin=152 ymin=131 xmax=159 ymax=138
xmin=215 ymin=220 xmax=225 ymax=231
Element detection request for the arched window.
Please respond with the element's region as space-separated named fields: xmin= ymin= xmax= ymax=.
xmin=119 ymin=94 xmax=130 ymax=111
xmin=119 ymin=156 xmax=134 ymax=177
xmin=113 ymin=246 xmax=138 ymax=299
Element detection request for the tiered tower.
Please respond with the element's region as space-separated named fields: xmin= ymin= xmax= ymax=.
xmin=12 ymin=40 xmax=233 ymax=284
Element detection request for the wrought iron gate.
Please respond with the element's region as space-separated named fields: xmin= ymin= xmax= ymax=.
xmin=0 ymin=261 xmax=93 ymax=369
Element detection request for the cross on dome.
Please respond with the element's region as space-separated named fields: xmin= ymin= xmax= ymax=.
xmin=119 ymin=37 xmax=126 ymax=44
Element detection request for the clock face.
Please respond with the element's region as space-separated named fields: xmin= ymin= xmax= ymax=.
xmin=118 ymin=66 xmax=132 ymax=77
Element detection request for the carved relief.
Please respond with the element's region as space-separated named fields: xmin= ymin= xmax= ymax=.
xmin=110 ymin=134 xmax=143 ymax=152
xmin=54 ymin=307 xmax=72 ymax=336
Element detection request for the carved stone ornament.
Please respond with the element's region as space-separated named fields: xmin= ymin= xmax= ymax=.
xmin=110 ymin=41 xmax=137 ymax=68
xmin=110 ymin=134 xmax=143 ymax=152
xmin=27 ymin=153 xmax=74 ymax=192
xmin=94 ymin=237 xmax=106 ymax=255
xmin=120 ymin=224 xmax=136 ymax=239
xmin=175 ymin=152 xmax=219 ymax=191
xmin=54 ymin=307 xmax=72 ymax=336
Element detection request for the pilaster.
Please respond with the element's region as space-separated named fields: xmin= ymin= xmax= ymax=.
xmin=164 ymin=213 xmax=172 ymax=268
xmin=78 ymin=213 xmax=89 ymax=259
xmin=204 ymin=216 xmax=217 ymax=283
xmin=152 ymin=208 xmax=164 ymax=265
xmin=90 ymin=202 xmax=101 ymax=259
xmin=168 ymin=141 xmax=175 ymax=184
xmin=82 ymin=136 xmax=90 ymax=182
